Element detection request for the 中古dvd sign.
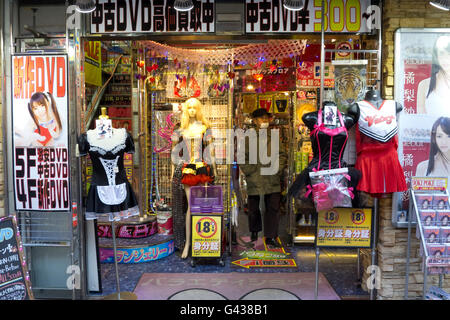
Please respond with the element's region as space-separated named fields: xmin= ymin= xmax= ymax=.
xmin=90 ymin=0 xmax=215 ymax=34
xmin=11 ymin=54 xmax=70 ymax=211
xmin=246 ymin=0 xmax=372 ymax=33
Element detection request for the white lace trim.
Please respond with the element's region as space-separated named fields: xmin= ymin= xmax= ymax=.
xmin=87 ymin=128 xmax=127 ymax=154
xmin=85 ymin=205 xmax=140 ymax=221
xmin=100 ymin=156 xmax=120 ymax=186
xmin=89 ymin=144 xmax=126 ymax=155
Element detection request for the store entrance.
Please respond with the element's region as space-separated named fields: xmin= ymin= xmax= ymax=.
xmin=80 ymin=35 xmax=379 ymax=299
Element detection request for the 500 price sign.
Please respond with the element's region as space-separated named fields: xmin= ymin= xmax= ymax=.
xmin=246 ymin=0 xmax=373 ymax=33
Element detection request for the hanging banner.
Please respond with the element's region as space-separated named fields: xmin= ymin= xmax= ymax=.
xmin=316 ymin=208 xmax=373 ymax=248
xmin=245 ymin=0 xmax=373 ymax=33
xmin=11 ymin=54 xmax=70 ymax=211
xmin=90 ymin=0 xmax=215 ymax=34
xmin=393 ymin=29 xmax=450 ymax=223
xmin=84 ymin=41 xmax=102 ymax=87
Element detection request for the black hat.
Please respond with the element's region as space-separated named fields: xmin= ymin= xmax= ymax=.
xmin=251 ymin=108 xmax=272 ymax=119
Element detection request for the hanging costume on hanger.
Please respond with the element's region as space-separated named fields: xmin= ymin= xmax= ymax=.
xmin=355 ymin=99 xmax=407 ymax=197
xmin=288 ymin=108 xmax=361 ymax=198
xmin=78 ymin=128 xmax=139 ymax=221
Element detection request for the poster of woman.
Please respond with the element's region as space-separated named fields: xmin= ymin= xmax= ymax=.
xmin=11 ymin=54 xmax=69 ymax=211
xmin=394 ymin=30 xmax=450 ymax=221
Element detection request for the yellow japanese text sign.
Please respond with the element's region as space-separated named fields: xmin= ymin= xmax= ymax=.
xmin=191 ymin=215 xmax=222 ymax=258
xmin=316 ymin=208 xmax=373 ymax=248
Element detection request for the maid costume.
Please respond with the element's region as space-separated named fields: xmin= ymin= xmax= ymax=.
xmin=78 ymin=128 xmax=139 ymax=221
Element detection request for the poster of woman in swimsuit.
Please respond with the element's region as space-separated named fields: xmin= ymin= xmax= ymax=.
xmin=393 ymin=30 xmax=450 ymax=224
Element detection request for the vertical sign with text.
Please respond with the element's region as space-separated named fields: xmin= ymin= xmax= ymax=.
xmin=0 ymin=216 xmax=33 ymax=300
xmin=11 ymin=54 xmax=70 ymax=211
xmin=394 ymin=30 xmax=450 ymax=221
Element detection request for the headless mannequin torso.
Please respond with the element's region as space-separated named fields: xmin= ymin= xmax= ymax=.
xmin=352 ymin=89 xmax=403 ymax=114
xmin=303 ymin=101 xmax=360 ymax=131
xmin=353 ymin=89 xmax=407 ymax=195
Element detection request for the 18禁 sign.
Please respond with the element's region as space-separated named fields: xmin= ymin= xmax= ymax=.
xmin=316 ymin=208 xmax=373 ymax=248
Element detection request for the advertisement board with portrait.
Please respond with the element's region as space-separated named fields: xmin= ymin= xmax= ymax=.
xmin=11 ymin=54 xmax=70 ymax=211
xmin=393 ymin=29 xmax=450 ymax=225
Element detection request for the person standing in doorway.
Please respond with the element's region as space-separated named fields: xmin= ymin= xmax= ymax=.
xmin=240 ymin=108 xmax=287 ymax=248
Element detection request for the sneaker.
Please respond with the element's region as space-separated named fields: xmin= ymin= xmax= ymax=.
xmin=265 ymin=238 xmax=281 ymax=248
xmin=251 ymin=232 xmax=258 ymax=242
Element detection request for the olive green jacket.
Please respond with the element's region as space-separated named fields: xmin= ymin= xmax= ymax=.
xmin=239 ymin=127 xmax=288 ymax=196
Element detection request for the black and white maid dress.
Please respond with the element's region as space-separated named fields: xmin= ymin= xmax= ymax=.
xmin=78 ymin=128 xmax=139 ymax=221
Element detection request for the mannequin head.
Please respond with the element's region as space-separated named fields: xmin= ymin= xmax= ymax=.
xmin=180 ymin=98 xmax=210 ymax=129
xmin=364 ymin=89 xmax=381 ymax=101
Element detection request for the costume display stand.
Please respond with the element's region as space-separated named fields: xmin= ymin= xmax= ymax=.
xmin=104 ymin=219 xmax=137 ymax=300
xmin=313 ymin=206 xmax=377 ymax=300
xmin=353 ymin=90 xmax=406 ymax=300
xmin=189 ymin=185 xmax=225 ymax=267
xmin=78 ymin=108 xmax=138 ymax=300
xmin=405 ymin=177 xmax=450 ymax=300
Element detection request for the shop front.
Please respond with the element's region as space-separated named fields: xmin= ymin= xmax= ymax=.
xmin=1 ymin=0 xmax=396 ymax=301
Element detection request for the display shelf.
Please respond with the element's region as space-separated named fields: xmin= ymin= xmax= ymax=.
xmin=405 ymin=177 xmax=450 ymax=299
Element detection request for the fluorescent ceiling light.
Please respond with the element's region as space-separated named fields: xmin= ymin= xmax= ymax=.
xmin=174 ymin=0 xmax=194 ymax=11
xmin=283 ymin=0 xmax=304 ymax=11
xmin=430 ymin=0 xmax=450 ymax=11
xmin=75 ymin=0 xmax=96 ymax=13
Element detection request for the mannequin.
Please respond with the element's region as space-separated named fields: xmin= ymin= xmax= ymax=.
xmin=352 ymin=89 xmax=403 ymax=114
xmin=77 ymin=108 xmax=139 ymax=221
xmin=288 ymin=101 xmax=361 ymax=203
xmin=171 ymin=98 xmax=217 ymax=259
xmin=354 ymin=89 xmax=407 ymax=197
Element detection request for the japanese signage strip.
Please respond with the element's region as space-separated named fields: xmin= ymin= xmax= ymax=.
xmin=11 ymin=54 xmax=70 ymax=211
xmin=0 ymin=216 xmax=34 ymax=300
xmin=316 ymin=208 xmax=373 ymax=248
xmin=245 ymin=0 xmax=372 ymax=33
xmin=232 ymin=258 xmax=297 ymax=269
xmin=99 ymin=240 xmax=174 ymax=264
xmin=90 ymin=0 xmax=215 ymax=34
xmin=411 ymin=177 xmax=448 ymax=192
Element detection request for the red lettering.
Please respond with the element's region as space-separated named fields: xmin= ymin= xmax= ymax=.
xmin=56 ymin=57 xmax=66 ymax=97
xmin=35 ymin=57 xmax=45 ymax=92
xmin=46 ymin=57 xmax=55 ymax=96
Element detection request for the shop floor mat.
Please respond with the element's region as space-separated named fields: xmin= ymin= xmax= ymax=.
xmin=231 ymin=236 xmax=298 ymax=269
xmin=133 ymin=272 xmax=340 ymax=300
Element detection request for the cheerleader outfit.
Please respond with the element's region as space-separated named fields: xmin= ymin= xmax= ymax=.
xmin=355 ymin=100 xmax=407 ymax=196
xmin=171 ymin=125 xmax=215 ymax=187
xmin=289 ymin=108 xmax=361 ymax=198
xmin=78 ymin=128 xmax=139 ymax=221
